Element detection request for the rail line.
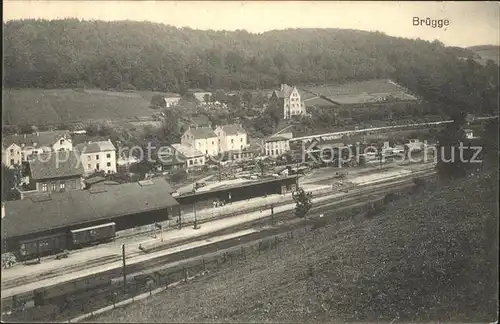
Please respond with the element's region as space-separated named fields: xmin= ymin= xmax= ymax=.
xmin=1 ymin=169 xmax=434 ymax=297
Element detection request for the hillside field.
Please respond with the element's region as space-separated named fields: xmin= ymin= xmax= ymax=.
xmin=94 ymin=170 xmax=498 ymax=323
xmin=468 ymin=45 xmax=500 ymax=65
xmin=2 ymin=88 xmax=159 ymax=126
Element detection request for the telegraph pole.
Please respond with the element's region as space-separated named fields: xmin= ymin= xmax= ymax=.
xmin=122 ymin=244 xmax=126 ymax=290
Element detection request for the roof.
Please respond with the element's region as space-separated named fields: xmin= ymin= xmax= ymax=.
xmin=301 ymin=79 xmax=418 ymax=105
xmin=75 ymin=140 xmax=116 ymax=154
xmin=28 ymin=151 xmax=85 ymax=180
xmin=266 ymin=136 xmax=290 ymax=143
xmin=272 ymin=84 xmax=295 ymax=99
xmin=157 ymin=152 xmax=187 ymax=166
xmin=193 ymin=92 xmax=212 ymax=102
xmin=2 ymin=179 xmax=179 ymax=239
xmin=171 ymin=144 xmax=204 ymax=158
xmin=186 ymin=127 xmax=217 ymax=139
xmin=189 ymin=115 xmax=212 ymax=127
xmin=217 ymin=124 xmax=246 ymax=136
xmin=3 ymin=130 xmax=71 ymax=149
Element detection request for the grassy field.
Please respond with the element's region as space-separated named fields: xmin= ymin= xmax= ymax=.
xmin=93 ymin=169 xmax=498 ymax=323
xmin=2 ymin=88 xmax=159 ymax=126
xmin=468 ymin=45 xmax=500 ymax=65
xmin=301 ymin=79 xmax=415 ymax=100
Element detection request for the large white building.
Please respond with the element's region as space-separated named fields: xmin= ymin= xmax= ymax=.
xmin=75 ymin=140 xmax=117 ymax=175
xmin=2 ymin=131 xmax=73 ymax=168
xmin=181 ymin=127 xmax=219 ymax=156
xmin=270 ymin=84 xmax=307 ymax=120
xmin=214 ymin=124 xmax=248 ymax=153
xmin=265 ymin=132 xmax=294 ymax=158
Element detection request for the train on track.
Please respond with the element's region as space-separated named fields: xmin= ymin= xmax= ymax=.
xmin=17 ymin=223 xmax=116 ymax=261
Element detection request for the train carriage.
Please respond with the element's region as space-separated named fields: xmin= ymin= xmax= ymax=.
xmin=18 ymin=233 xmax=68 ymax=260
xmin=70 ymin=222 xmax=116 ymax=247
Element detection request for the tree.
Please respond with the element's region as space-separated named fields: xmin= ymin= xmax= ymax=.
xmin=2 ymin=165 xmax=19 ymax=201
xmin=242 ymin=90 xmax=253 ymax=106
xmin=435 ymin=120 xmax=468 ymax=179
xmin=151 ymin=94 xmax=166 ymax=109
xmin=292 ymin=188 xmax=313 ymax=218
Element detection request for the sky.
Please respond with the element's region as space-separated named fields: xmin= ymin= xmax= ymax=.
xmin=3 ymin=1 xmax=499 ymax=47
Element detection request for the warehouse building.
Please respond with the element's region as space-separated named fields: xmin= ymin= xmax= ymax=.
xmin=2 ymin=179 xmax=180 ymax=259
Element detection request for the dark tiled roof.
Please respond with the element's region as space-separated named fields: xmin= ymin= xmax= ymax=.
xmin=2 ymin=179 xmax=179 ymax=238
xmin=28 ymin=151 xmax=85 ymax=180
xmin=272 ymin=84 xmax=294 ymax=99
xmin=219 ymin=124 xmax=246 ymax=135
xmin=187 ymin=127 xmax=217 ymax=139
xmin=3 ymin=130 xmax=71 ymax=148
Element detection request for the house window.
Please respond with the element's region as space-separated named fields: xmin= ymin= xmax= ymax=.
xmin=42 ymin=183 xmax=48 ymax=192
xmin=60 ymin=139 xmax=64 ymax=145
xmin=240 ymin=138 xmax=243 ymax=142
xmin=51 ymin=183 xmax=57 ymax=191
xmin=10 ymin=159 xmax=14 ymax=166
xmin=241 ymin=145 xmax=243 ymax=150
xmin=189 ymin=160 xmax=193 ymax=165
xmin=107 ymin=162 xmax=111 ymax=167
xmin=60 ymin=182 xmax=65 ymax=190
xmin=70 ymin=179 xmax=77 ymax=189
xmin=96 ymin=163 xmax=100 ymax=170
xmin=231 ymin=139 xmax=234 ymax=144
xmin=87 ymin=164 xmax=91 ymax=169
xmin=212 ymin=141 xmax=214 ymax=145
xmin=96 ymin=155 xmax=99 ymax=160
xmin=106 ymin=153 xmax=111 ymax=159
xmin=206 ymin=150 xmax=208 ymax=154
xmin=107 ymin=170 xmax=111 ymax=174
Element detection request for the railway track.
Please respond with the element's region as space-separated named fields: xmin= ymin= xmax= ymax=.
xmin=2 ymin=170 xmax=434 ymax=294
xmin=1 ymin=172 xmax=434 ymax=321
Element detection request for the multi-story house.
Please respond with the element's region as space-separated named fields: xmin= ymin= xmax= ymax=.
xmin=170 ymin=144 xmax=206 ymax=168
xmin=17 ymin=151 xmax=85 ymax=199
xmin=2 ymin=131 xmax=73 ymax=168
xmin=270 ymin=84 xmax=307 ymax=120
xmin=181 ymin=127 xmax=219 ymax=156
xmin=75 ymin=140 xmax=117 ymax=175
xmin=214 ymin=124 xmax=248 ymax=154
xmin=265 ymin=132 xmax=294 ymax=158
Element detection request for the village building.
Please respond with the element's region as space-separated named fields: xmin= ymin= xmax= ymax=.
xmin=16 ymin=151 xmax=85 ymax=199
xmin=2 ymin=131 xmax=73 ymax=168
xmin=75 ymin=140 xmax=117 ymax=175
xmin=215 ymin=124 xmax=248 ymax=154
xmin=265 ymin=132 xmax=294 ymax=158
xmin=170 ymin=144 xmax=206 ymax=168
xmin=180 ymin=127 xmax=219 ymax=156
xmin=270 ymin=84 xmax=307 ymax=120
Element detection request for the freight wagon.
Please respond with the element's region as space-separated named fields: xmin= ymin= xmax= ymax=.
xmin=70 ymin=223 xmax=116 ymax=248
xmin=16 ymin=223 xmax=116 ymax=261
xmin=19 ymin=233 xmax=68 ymax=260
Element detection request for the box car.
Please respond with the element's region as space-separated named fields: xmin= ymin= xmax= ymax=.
xmin=18 ymin=233 xmax=68 ymax=260
xmin=70 ymin=222 xmax=116 ymax=247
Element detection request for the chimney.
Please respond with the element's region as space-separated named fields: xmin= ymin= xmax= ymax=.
xmin=1 ymin=202 xmax=5 ymax=219
xmin=280 ymin=84 xmax=285 ymax=91
xmin=36 ymin=132 xmax=39 ymax=136
xmin=23 ymin=134 xmax=27 ymax=139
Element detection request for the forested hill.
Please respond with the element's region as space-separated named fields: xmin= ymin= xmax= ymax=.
xmin=3 ymin=19 xmax=498 ymax=116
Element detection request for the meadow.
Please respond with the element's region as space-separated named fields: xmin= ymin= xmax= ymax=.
xmin=2 ymin=88 xmax=159 ymax=126
xmin=94 ymin=169 xmax=498 ymax=323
